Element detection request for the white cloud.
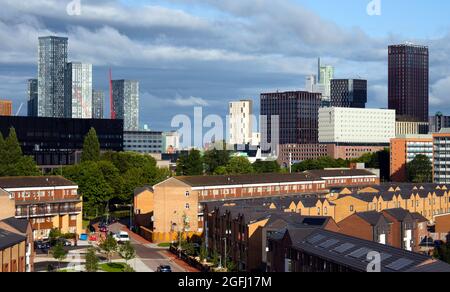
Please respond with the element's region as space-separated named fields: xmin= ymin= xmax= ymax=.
xmin=173 ymin=96 xmax=209 ymax=107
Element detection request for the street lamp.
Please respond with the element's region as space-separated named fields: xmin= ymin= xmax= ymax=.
xmin=223 ymin=229 xmax=232 ymax=270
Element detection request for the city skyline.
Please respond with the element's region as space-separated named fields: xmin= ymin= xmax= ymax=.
xmin=1 ymin=1 xmax=450 ymax=132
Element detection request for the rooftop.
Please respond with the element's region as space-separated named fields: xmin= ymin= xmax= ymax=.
xmin=0 ymin=176 xmax=77 ymax=189
xmin=0 ymin=228 xmax=26 ymax=250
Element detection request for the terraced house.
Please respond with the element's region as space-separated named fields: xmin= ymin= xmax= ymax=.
xmin=0 ymin=177 xmax=82 ymax=240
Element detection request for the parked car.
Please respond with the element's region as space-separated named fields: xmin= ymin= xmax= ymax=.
xmin=56 ymin=238 xmax=72 ymax=247
xmin=99 ymin=225 xmax=108 ymax=233
xmin=34 ymin=240 xmax=51 ymax=250
xmin=113 ymin=231 xmax=130 ymax=243
xmin=157 ymin=265 xmax=172 ymax=272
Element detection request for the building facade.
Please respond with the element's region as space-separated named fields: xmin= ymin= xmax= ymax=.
xmin=395 ymin=121 xmax=430 ymax=136
xmin=330 ymin=79 xmax=367 ymax=108
xmin=433 ymin=130 xmax=450 ymax=184
xmin=123 ymin=131 xmax=163 ymax=154
xmin=92 ymin=90 xmax=104 ymax=119
xmin=64 ymin=62 xmax=93 ymax=119
xmin=112 ymin=80 xmax=139 ymax=131
xmin=229 ymin=100 xmax=254 ymax=145
xmin=162 ymin=131 xmax=180 ymax=153
xmin=319 ymin=64 xmax=334 ymax=101
xmin=0 ymin=100 xmax=12 ymax=116
xmin=38 ymin=36 xmax=68 ymax=118
xmin=27 ymin=79 xmax=38 ymax=117
xmin=0 ymin=116 xmax=123 ymax=167
xmin=390 ymin=135 xmax=433 ymax=182
xmin=388 ymin=44 xmax=429 ymax=122
xmin=319 ymin=107 xmax=396 ymax=144
xmin=260 ymin=91 xmax=321 ymax=152
xmin=430 ymin=113 xmax=450 ymax=133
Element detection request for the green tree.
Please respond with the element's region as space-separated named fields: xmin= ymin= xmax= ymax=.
xmin=50 ymin=242 xmax=68 ymax=269
xmin=85 ymin=248 xmax=99 ymax=272
xmin=203 ymin=148 xmax=230 ymax=174
xmin=253 ymin=160 xmax=280 ymax=173
xmin=213 ymin=166 xmax=228 ymax=175
xmin=407 ymin=154 xmax=433 ymax=183
xmin=199 ymin=243 xmax=208 ymax=262
xmin=81 ymin=128 xmax=100 ymax=163
xmin=119 ymin=241 xmax=136 ymax=265
xmin=225 ymin=157 xmax=253 ymax=175
xmin=100 ymin=234 xmax=118 ymax=263
xmin=176 ymin=150 xmax=203 ymax=176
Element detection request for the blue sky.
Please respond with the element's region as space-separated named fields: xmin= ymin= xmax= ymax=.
xmin=1 ymin=0 xmax=450 ymax=144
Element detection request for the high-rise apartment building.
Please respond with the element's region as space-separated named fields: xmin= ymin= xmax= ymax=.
xmin=229 ymin=100 xmax=254 ymax=145
xmin=92 ymin=90 xmax=104 ymax=119
xmin=64 ymin=62 xmax=92 ymax=119
xmin=433 ymin=130 xmax=450 ymax=184
xmin=319 ymin=64 xmax=334 ymax=101
xmin=429 ymin=112 xmax=450 ymax=133
xmin=27 ymin=79 xmax=38 ymax=117
xmin=38 ymin=36 xmax=68 ymax=118
xmin=388 ymin=44 xmax=429 ymax=122
xmin=112 ymin=80 xmax=139 ymax=131
xmin=260 ymin=91 xmax=321 ymax=148
xmin=330 ymin=79 xmax=367 ymax=108
xmin=0 ymin=100 xmax=12 ymax=116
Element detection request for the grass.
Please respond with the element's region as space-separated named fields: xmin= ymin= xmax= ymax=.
xmin=99 ymin=263 xmax=134 ymax=272
xmin=157 ymin=242 xmax=172 ymax=248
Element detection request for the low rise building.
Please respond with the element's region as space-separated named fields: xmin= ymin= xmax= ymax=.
xmin=0 ymin=100 xmax=12 ymax=116
xmin=124 ymin=131 xmax=163 ymax=154
xmin=0 ymin=218 xmax=34 ymax=272
xmin=395 ymin=121 xmax=429 ymax=136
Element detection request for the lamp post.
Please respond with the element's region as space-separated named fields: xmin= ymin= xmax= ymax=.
xmin=223 ymin=229 xmax=231 ymax=270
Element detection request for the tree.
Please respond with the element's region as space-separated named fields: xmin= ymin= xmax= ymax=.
xmin=85 ymin=248 xmax=99 ymax=272
xmin=407 ymin=154 xmax=433 ymax=183
xmin=203 ymin=148 xmax=230 ymax=174
xmin=100 ymin=234 xmax=118 ymax=263
xmin=225 ymin=157 xmax=253 ymax=175
xmin=253 ymin=160 xmax=280 ymax=173
xmin=176 ymin=150 xmax=203 ymax=176
xmin=81 ymin=128 xmax=100 ymax=163
xmin=199 ymin=243 xmax=208 ymax=263
xmin=292 ymin=156 xmax=349 ymax=172
xmin=214 ymin=166 xmax=228 ymax=175
xmin=119 ymin=241 xmax=136 ymax=265
xmin=50 ymin=242 xmax=68 ymax=269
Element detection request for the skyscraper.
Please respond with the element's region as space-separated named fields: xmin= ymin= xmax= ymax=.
xmin=27 ymin=79 xmax=38 ymax=117
xmin=260 ymin=91 xmax=321 ymax=147
xmin=38 ymin=36 xmax=68 ymax=118
xmin=229 ymin=100 xmax=253 ymax=145
xmin=388 ymin=44 xmax=429 ymax=122
xmin=112 ymin=80 xmax=139 ymax=131
xmin=64 ymin=62 xmax=92 ymax=119
xmin=331 ymin=79 xmax=367 ymax=108
xmin=92 ymin=90 xmax=104 ymax=119
xmin=319 ymin=63 xmax=334 ymax=101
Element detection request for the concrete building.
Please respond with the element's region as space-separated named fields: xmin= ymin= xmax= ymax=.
xmin=0 ymin=100 xmax=12 ymax=116
xmin=433 ymin=129 xmax=450 ymax=184
xmin=330 ymin=79 xmax=367 ymax=108
xmin=388 ymin=44 xmax=429 ymax=122
xmin=0 ymin=176 xmax=82 ymax=240
xmin=395 ymin=121 xmax=429 ymax=136
xmin=390 ymin=135 xmax=433 ymax=182
xmin=162 ymin=131 xmax=180 ymax=154
xmin=430 ymin=112 xmax=450 ymax=133
xmin=229 ymin=100 xmax=254 ymax=146
xmin=112 ymin=80 xmax=139 ymax=131
xmin=92 ymin=90 xmax=104 ymax=119
xmin=123 ymin=131 xmax=163 ymax=154
xmin=319 ymin=107 xmax=396 ymax=144
xmin=64 ymin=62 xmax=92 ymax=119
xmin=38 ymin=36 xmax=68 ymax=118
xmin=27 ymin=79 xmax=38 ymax=117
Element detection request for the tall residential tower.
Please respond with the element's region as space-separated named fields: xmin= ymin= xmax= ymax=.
xmin=112 ymin=80 xmax=139 ymax=131
xmin=64 ymin=62 xmax=92 ymax=119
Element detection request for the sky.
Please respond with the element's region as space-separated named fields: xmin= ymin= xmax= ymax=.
xmin=1 ymin=0 xmax=450 ymax=138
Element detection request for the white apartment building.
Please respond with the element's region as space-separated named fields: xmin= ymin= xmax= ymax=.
xmin=319 ymin=107 xmax=396 ymax=144
xmin=229 ymin=100 xmax=253 ymax=145
xmin=163 ymin=131 xmax=180 ymax=153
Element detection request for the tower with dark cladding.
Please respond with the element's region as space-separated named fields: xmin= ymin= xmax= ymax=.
xmin=388 ymin=44 xmax=429 ymax=122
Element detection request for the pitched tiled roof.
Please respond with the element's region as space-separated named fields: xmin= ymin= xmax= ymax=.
xmin=383 ymin=208 xmax=412 ymax=221
xmin=0 ymin=228 xmax=26 ymax=250
xmin=304 ymin=169 xmax=377 ymax=178
xmin=0 ymin=176 xmax=77 ymax=189
xmin=1 ymin=218 xmax=29 ymax=234
xmin=356 ymin=211 xmax=391 ymax=226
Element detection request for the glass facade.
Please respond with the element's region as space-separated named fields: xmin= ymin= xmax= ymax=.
xmin=92 ymin=90 xmax=104 ymax=119
xmin=330 ymin=79 xmax=367 ymax=108
xmin=123 ymin=131 xmax=163 ymax=154
xmin=64 ymin=62 xmax=92 ymax=119
xmin=27 ymin=79 xmax=38 ymax=117
xmin=38 ymin=36 xmax=68 ymax=118
xmin=112 ymin=80 xmax=139 ymax=131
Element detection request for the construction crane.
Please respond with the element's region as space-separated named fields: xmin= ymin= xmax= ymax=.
xmin=15 ymin=102 xmax=24 ymax=116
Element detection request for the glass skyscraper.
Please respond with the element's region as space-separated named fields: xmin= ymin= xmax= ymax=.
xmin=38 ymin=36 xmax=68 ymax=118
xmin=112 ymin=80 xmax=139 ymax=131
xmin=92 ymin=90 xmax=104 ymax=119
xmin=65 ymin=62 xmax=92 ymax=119
xmin=330 ymin=79 xmax=367 ymax=108
xmin=27 ymin=79 xmax=38 ymax=117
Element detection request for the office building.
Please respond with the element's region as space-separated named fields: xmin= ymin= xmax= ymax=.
xmin=0 ymin=100 xmax=12 ymax=116
xmin=229 ymin=100 xmax=254 ymax=145
xmin=0 ymin=116 xmax=123 ymax=167
xmin=390 ymin=135 xmax=433 ymax=182
xmin=330 ymin=79 xmax=367 ymax=108
xmin=318 ymin=107 xmax=396 ymax=144
xmin=162 ymin=131 xmax=180 ymax=153
xmin=388 ymin=44 xmax=429 ymax=122
xmin=433 ymin=129 xmax=450 ymax=184
xmin=92 ymin=90 xmax=104 ymax=119
xmin=429 ymin=112 xmax=450 ymax=133
xmin=27 ymin=79 xmax=38 ymax=117
xmin=64 ymin=62 xmax=92 ymax=119
xmin=319 ymin=63 xmax=334 ymax=101
xmin=123 ymin=131 xmax=163 ymax=154
xmin=38 ymin=36 xmax=68 ymax=118
xmin=395 ymin=121 xmax=429 ymax=136
xmin=112 ymin=80 xmax=139 ymax=131
xmin=260 ymin=91 xmax=321 ymax=151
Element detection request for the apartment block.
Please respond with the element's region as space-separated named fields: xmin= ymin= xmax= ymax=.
xmin=433 ymin=130 xmax=450 ymax=184
xmin=0 ymin=100 xmax=12 ymax=116
xmin=229 ymin=100 xmax=254 ymax=145
xmin=396 ymin=121 xmax=429 ymax=136
xmin=390 ymin=135 xmax=433 ymax=182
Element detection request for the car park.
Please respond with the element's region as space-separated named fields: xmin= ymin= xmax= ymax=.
xmin=156 ymin=265 xmax=172 ymax=272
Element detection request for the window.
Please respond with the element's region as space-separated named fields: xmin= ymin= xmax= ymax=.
xmin=350 ymin=205 xmax=354 ymax=212
xmin=185 ymin=203 xmax=190 ymax=209
xmin=185 ymin=191 xmax=190 ymax=197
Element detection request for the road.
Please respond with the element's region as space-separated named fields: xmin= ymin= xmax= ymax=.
xmin=108 ymin=223 xmax=188 ymax=272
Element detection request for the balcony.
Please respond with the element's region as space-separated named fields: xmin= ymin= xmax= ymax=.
xmin=15 ymin=205 xmax=82 ymax=218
